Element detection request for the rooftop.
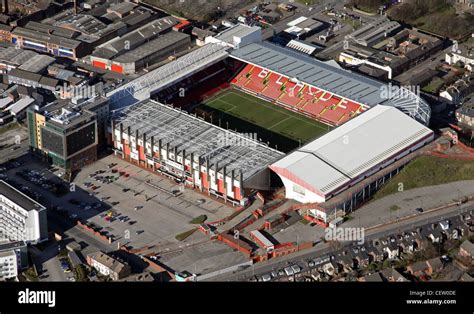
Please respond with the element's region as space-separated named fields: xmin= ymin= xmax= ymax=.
xmin=12 ymin=27 xmax=82 ymax=49
xmin=0 ymin=240 xmax=26 ymax=252
xmin=88 ymin=251 xmax=128 ymax=274
xmin=230 ymin=42 xmax=431 ymax=124
xmin=113 ymin=99 xmax=284 ymax=180
xmin=213 ymin=24 xmax=261 ymax=45
xmin=113 ymin=31 xmax=189 ymax=63
xmin=270 ymin=105 xmax=433 ymax=196
xmin=460 ymin=240 xmax=474 ymax=256
xmin=0 ymin=180 xmax=45 ymax=212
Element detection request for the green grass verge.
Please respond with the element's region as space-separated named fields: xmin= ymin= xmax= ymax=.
xmin=189 ymin=215 xmax=207 ymax=224
xmin=175 ymin=228 xmax=198 ymax=241
xmin=373 ymin=156 xmax=474 ymax=200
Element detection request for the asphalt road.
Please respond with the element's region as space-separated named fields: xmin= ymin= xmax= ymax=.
xmin=210 ymin=203 xmax=473 ymax=281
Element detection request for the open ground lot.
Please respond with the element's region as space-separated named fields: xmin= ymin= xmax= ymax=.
xmin=199 ymin=88 xmax=331 ymax=152
xmin=1 ymin=152 xmax=250 ymax=276
xmin=373 ymin=156 xmax=474 ymax=201
xmin=72 ymin=155 xmax=235 ymax=249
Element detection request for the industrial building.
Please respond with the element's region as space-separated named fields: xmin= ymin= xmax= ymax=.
xmin=111 ymin=99 xmax=284 ymax=205
xmin=347 ymin=18 xmax=402 ymax=47
xmin=205 ymin=24 xmax=262 ymax=49
xmin=27 ymin=96 xmax=109 ymax=172
xmin=0 ymin=46 xmax=55 ymax=74
xmin=270 ymin=105 xmax=434 ymax=204
xmin=0 ymin=181 xmax=48 ymax=244
xmin=282 ymin=16 xmax=326 ymax=40
xmin=90 ymin=16 xmax=191 ymax=75
xmin=11 ymin=24 xmax=89 ymax=60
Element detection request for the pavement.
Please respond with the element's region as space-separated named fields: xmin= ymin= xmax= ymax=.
xmin=345 ymin=180 xmax=474 ymax=230
xmin=0 ymin=124 xmax=29 ymax=163
xmin=211 ymin=203 xmax=473 ymax=281
xmin=72 ymin=155 xmax=235 ymax=250
xmin=30 ymin=243 xmax=74 ymax=282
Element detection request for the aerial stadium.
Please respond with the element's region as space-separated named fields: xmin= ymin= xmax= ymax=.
xmin=107 ymin=24 xmax=434 ymax=210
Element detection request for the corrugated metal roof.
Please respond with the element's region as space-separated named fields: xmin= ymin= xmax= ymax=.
xmin=271 ymin=105 xmax=433 ymax=196
xmin=230 ymin=42 xmax=431 ymax=124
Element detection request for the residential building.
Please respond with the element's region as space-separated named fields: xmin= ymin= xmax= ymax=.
xmin=0 ymin=181 xmax=48 ymax=244
xmin=426 ymin=257 xmax=443 ymax=275
xmin=456 ymin=99 xmax=474 ymax=129
xmin=0 ymin=240 xmax=27 ymax=281
xmin=86 ymin=251 xmax=131 ymax=281
xmin=407 ymin=261 xmax=429 ymax=276
xmin=459 ymin=240 xmax=474 ymax=262
xmin=446 ymin=47 xmax=474 ymax=71
xmin=0 ymin=250 xmax=18 ymax=280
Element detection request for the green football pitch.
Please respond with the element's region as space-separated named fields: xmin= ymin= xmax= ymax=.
xmin=201 ymin=89 xmax=331 ymax=151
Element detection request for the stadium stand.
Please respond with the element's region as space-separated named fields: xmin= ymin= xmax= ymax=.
xmin=229 ymin=63 xmax=366 ymax=126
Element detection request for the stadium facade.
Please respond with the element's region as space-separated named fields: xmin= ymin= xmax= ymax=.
xmin=111 ymin=99 xmax=284 ymax=205
xmin=270 ymin=105 xmax=434 ymax=204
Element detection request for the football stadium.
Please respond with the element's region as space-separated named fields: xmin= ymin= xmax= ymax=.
xmin=108 ymin=24 xmax=434 ymax=213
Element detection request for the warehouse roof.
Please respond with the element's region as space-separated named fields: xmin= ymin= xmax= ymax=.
xmin=0 ymin=47 xmax=38 ymax=67
xmin=270 ymin=105 xmax=433 ymax=196
xmin=18 ymin=54 xmax=55 ymax=73
xmin=0 ymin=180 xmax=45 ymax=212
xmin=230 ymin=42 xmax=431 ymax=124
xmin=108 ymin=43 xmax=229 ymax=108
xmin=12 ymin=27 xmax=82 ymax=49
xmin=113 ymin=99 xmax=284 ymax=180
xmin=113 ymin=31 xmax=190 ymax=63
xmin=6 ymin=96 xmax=35 ymax=115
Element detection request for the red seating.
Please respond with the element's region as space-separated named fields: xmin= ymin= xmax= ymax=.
xmin=229 ymin=64 xmax=367 ymax=126
xmin=279 ymin=81 xmax=305 ymax=107
xmin=261 ymin=73 xmax=287 ymax=99
xmin=243 ymin=66 xmax=267 ymax=93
